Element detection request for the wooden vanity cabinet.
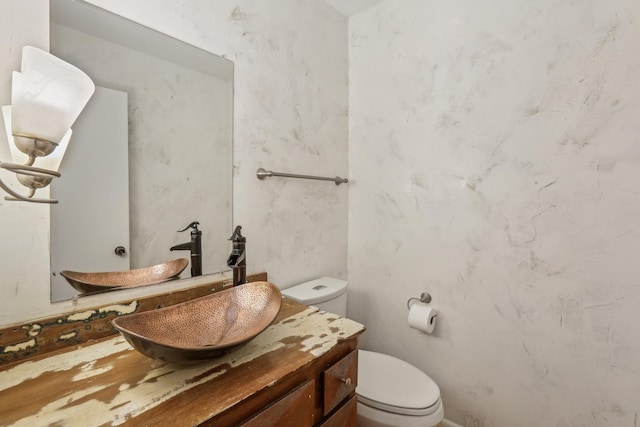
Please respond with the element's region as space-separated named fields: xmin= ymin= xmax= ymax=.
xmin=238 ymin=380 xmax=317 ymax=427
xmin=206 ymin=346 xmax=359 ymax=427
xmin=0 ymin=290 xmax=365 ymax=427
xmin=323 ymin=349 xmax=358 ymax=415
xmin=321 ymin=396 xmax=358 ymax=427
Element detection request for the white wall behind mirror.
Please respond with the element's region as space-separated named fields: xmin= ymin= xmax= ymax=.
xmin=49 ymin=0 xmax=234 ymax=302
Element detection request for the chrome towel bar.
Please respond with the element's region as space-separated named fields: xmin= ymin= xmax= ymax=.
xmin=256 ymin=168 xmax=348 ymax=185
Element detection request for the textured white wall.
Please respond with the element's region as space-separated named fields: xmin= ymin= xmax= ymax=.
xmin=349 ymin=0 xmax=640 ymax=426
xmin=0 ymin=0 xmax=348 ymax=325
xmin=0 ymin=0 xmax=51 ymax=327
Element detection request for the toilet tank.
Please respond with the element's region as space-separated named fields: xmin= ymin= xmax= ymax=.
xmin=281 ymin=277 xmax=348 ymax=317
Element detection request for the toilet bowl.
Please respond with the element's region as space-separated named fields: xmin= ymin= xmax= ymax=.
xmin=357 ymin=349 xmax=443 ymax=427
xmin=281 ymin=277 xmax=444 ymax=427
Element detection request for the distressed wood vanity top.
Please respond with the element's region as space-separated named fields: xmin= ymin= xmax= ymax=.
xmin=0 ymin=298 xmax=365 ymax=427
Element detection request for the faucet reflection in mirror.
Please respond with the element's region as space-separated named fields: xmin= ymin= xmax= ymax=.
xmin=0 ymin=46 xmax=95 ymax=204
xmin=170 ymin=221 xmax=203 ymax=277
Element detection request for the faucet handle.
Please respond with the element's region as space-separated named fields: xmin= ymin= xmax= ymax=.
xmin=178 ymin=221 xmax=200 ymax=233
xmin=228 ymin=225 xmax=246 ymax=242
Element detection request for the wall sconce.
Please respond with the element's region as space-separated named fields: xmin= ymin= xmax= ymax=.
xmin=0 ymin=46 xmax=95 ymax=204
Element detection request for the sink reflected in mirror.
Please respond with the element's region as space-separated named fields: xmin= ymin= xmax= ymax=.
xmin=112 ymin=281 xmax=282 ymax=365
xmin=60 ymin=258 xmax=189 ymax=295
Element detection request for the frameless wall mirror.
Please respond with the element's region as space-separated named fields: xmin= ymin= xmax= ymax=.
xmin=49 ymin=0 xmax=234 ymax=302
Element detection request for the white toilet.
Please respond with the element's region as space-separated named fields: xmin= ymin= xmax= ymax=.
xmin=281 ymin=277 xmax=444 ymax=427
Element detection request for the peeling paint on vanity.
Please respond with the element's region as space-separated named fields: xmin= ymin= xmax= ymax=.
xmin=72 ymin=360 xmax=113 ymax=381
xmin=2 ymin=338 xmax=36 ymax=354
xmin=59 ymin=331 xmax=78 ymax=341
xmin=0 ymin=302 xmax=138 ymax=364
xmin=66 ymin=310 xmax=97 ymax=322
xmin=98 ymin=301 xmax=138 ymax=316
xmin=65 ymin=301 xmax=139 ymax=323
xmin=0 ymin=306 xmax=365 ymax=426
xmin=25 ymin=324 xmax=42 ymax=337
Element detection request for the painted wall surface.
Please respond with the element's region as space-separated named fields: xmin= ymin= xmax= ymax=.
xmin=0 ymin=0 xmax=52 ymax=327
xmin=348 ymin=0 xmax=640 ymax=426
xmin=0 ymin=0 xmax=347 ymax=325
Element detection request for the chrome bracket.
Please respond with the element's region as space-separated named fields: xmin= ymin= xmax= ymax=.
xmin=407 ymin=292 xmax=432 ymax=309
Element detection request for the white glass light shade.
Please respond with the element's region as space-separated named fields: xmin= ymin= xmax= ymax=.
xmin=2 ymin=105 xmax=72 ymax=172
xmin=11 ymin=46 xmax=95 ymax=144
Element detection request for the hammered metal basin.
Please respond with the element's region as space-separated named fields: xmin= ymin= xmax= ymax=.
xmin=60 ymin=258 xmax=189 ymax=294
xmin=112 ymin=281 xmax=282 ymax=364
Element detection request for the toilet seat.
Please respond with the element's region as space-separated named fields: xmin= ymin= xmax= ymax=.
xmin=357 ymin=399 xmax=444 ymax=427
xmin=358 ymin=395 xmax=442 ymax=416
xmin=357 ymin=350 xmax=441 ymax=416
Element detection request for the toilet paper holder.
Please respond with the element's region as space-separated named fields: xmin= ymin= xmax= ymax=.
xmin=407 ymin=292 xmax=432 ymax=309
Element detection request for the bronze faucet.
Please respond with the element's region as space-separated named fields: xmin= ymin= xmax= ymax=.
xmin=170 ymin=221 xmax=202 ymax=277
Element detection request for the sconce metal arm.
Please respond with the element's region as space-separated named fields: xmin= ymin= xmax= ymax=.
xmin=0 ymin=162 xmax=60 ymax=203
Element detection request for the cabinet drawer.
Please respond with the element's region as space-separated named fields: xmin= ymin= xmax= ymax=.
xmin=239 ymin=379 xmax=316 ymax=427
xmin=319 ymin=395 xmax=357 ymax=427
xmin=323 ymin=349 xmax=357 ymax=415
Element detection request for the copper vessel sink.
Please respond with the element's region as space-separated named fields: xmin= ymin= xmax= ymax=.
xmin=112 ymin=281 xmax=282 ymax=364
xmin=61 ymin=258 xmax=189 ymax=294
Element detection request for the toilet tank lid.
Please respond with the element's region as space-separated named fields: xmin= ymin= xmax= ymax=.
xmin=281 ymin=277 xmax=347 ymax=305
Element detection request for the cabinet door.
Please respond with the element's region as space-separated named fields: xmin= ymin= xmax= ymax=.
xmin=239 ymin=380 xmax=316 ymax=427
xmin=320 ymin=395 xmax=357 ymax=427
xmin=323 ymin=350 xmax=358 ymax=415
